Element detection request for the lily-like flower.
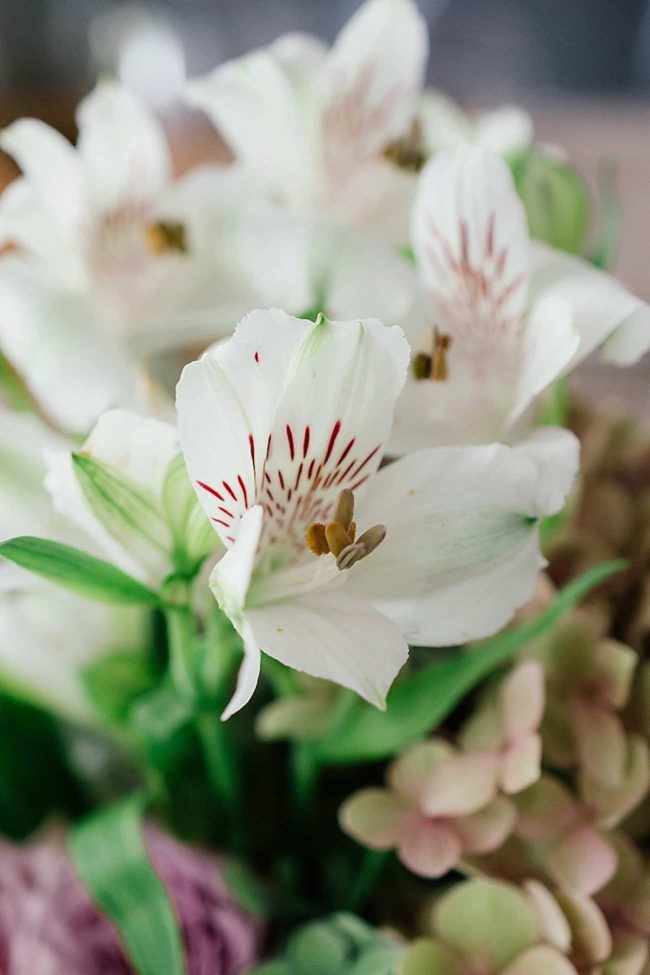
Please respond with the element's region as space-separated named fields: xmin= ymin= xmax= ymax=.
xmin=392 ymin=146 xmax=650 ymax=464
xmin=186 ymin=0 xmax=428 ymax=244
xmin=417 ymin=90 xmax=534 ymax=158
xmin=177 ymin=309 xmax=575 ymax=718
xmin=0 ymin=80 xmax=245 ymax=429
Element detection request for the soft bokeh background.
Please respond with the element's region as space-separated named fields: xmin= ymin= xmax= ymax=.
xmin=1 ymin=0 xmax=649 ymax=409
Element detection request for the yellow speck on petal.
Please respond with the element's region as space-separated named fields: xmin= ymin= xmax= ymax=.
xmin=145 ymin=220 xmax=188 ymax=255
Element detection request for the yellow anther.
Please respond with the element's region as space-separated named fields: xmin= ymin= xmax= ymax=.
xmin=145 ymin=220 xmax=188 ymax=255
xmin=412 ymin=328 xmax=452 ymax=382
xmin=305 ymin=489 xmax=385 ymax=570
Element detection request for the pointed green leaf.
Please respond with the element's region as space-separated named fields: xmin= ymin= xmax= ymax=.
xmin=0 ymin=536 xmax=160 ymax=605
xmin=73 ymin=452 xmax=171 ymax=564
xmin=313 ymin=560 xmax=627 ymax=765
xmin=68 ymin=796 xmax=186 ymax=975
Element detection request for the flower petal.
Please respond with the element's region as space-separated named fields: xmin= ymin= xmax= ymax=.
xmin=433 ymin=878 xmax=539 ymax=969
xmin=455 ymin=796 xmax=516 ymax=854
xmin=387 ymin=739 xmax=454 ymax=806
xmin=186 ymin=48 xmax=315 ymax=206
xmin=339 ymin=787 xmax=408 ymax=849
xmin=529 ymin=242 xmax=650 ymax=367
xmin=76 ymin=80 xmax=171 ymax=210
xmin=411 ymin=146 xmax=529 ymax=362
xmin=501 ymin=945 xmax=579 ymax=975
xmin=0 ymin=258 xmax=141 ymax=432
xmin=509 ymin=428 xmax=580 ymax=519
xmin=242 ymin=592 xmax=409 ymax=709
xmin=0 ymin=118 xmax=84 ymax=240
xmin=419 ymin=751 xmax=499 ymax=818
xmin=506 ymin=295 xmax=579 ymax=427
xmin=573 ymin=702 xmax=628 ymax=789
xmin=348 ymin=442 xmax=558 ymax=645
xmin=322 ymin=0 xmax=428 ymax=159
xmin=177 ymin=311 xmax=409 ymax=551
xmin=546 ymin=824 xmax=618 ymax=895
xmin=501 ymin=660 xmax=546 ymax=742
xmin=501 ymin=734 xmax=543 ymax=795
xmin=397 ymin=819 xmax=462 ymax=878
xmin=401 ymin=939 xmax=465 ymax=975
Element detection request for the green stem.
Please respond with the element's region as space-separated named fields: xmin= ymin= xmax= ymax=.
xmin=164 ymin=602 xmax=195 ymax=701
xmin=195 ymin=710 xmax=241 ymax=817
xmin=290 ymin=743 xmax=319 ymax=811
xmin=345 ymin=850 xmax=388 ymax=911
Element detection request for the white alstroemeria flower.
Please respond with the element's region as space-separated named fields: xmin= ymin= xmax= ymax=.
xmin=0 ymin=81 xmax=246 ymax=429
xmin=0 ymin=410 xmax=145 ymax=720
xmin=186 ymin=0 xmax=428 ymax=244
xmin=45 ymin=410 xmax=182 ymax=587
xmin=177 ymin=310 xmax=576 ymax=719
xmin=392 ymin=147 xmax=650 ymax=469
xmin=418 ymin=90 xmax=533 ymax=158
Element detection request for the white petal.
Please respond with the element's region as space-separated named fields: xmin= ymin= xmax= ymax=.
xmin=506 ymin=295 xmax=580 ymax=427
xmin=529 ymin=242 xmax=650 ymax=367
xmin=474 ymin=106 xmax=534 ymax=155
xmin=509 ymin=428 xmax=580 ymax=518
xmin=186 ymin=49 xmax=315 ymax=206
xmin=411 ymin=147 xmax=530 ymax=362
xmin=419 ymin=90 xmax=474 ymax=153
xmin=0 ymin=258 xmax=141 ymax=432
xmin=0 ymin=118 xmax=84 ymax=240
xmin=244 ymin=592 xmax=408 ymax=708
xmin=177 ymin=311 xmax=409 ymax=550
xmin=221 ymin=623 xmax=262 ymax=721
xmin=210 ymin=505 xmax=264 ymax=622
xmin=81 ymin=409 xmax=179 ymax=498
xmin=76 ymin=80 xmax=171 ymax=210
xmin=323 ymin=0 xmax=428 ymax=155
xmin=0 ymin=177 xmax=82 ymax=282
xmin=347 ymin=443 xmax=556 ymax=645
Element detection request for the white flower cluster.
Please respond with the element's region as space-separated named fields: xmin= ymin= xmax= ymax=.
xmin=0 ymin=0 xmax=648 ymax=721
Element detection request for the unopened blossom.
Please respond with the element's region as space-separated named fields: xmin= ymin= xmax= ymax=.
xmin=46 ymin=408 xmax=216 ymax=588
xmin=0 ymin=409 xmax=145 ymax=720
xmin=401 ymin=877 xmax=580 ymax=975
xmin=0 ymin=824 xmax=260 ymax=975
xmin=177 ymin=309 xmax=576 ymax=718
xmin=186 ymin=0 xmax=428 ymax=244
xmin=391 ymin=147 xmax=650 ymax=480
xmin=0 ymin=81 xmax=244 ymax=429
xmin=459 ymin=660 xmax=545 ymax=794
xmin=340 ymin=739 xmax=515 ymax=878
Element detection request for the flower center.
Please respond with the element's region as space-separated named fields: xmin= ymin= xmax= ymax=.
xmin=412 ymin=327 xmax=451 ymax=381
xmin=145 ymin=220 xmax=188 ymax=255
xmin=383 ymin=118 xmax=427 ymax=173
xmin=305 ymin=488 xmax=386 ymax=570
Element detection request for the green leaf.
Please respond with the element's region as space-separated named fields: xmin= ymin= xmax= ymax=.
xmin=0 ymin=536 xmax=160 ymax=605
xmin=589 ymin=157 xmax=621 ymax=270
xmin=162 ymin=453 xmax=216 ymax=576
xmin=73 ymin=452 xmax=170 ymax=562
xmin=68 ymin=796 xmax=186 ymax=975
xmin=313 ymin=560 xmax=626 ymax=765
xmin=81 ymin=651 xmax=159 ymax=723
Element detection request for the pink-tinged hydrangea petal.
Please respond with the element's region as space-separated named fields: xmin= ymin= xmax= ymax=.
xmin=515 ymin=776 xmax=577 ymax=841
xmin=339 ymin=788 xmax=409 ymax=849
xmin=387 ymin=739 xmax=454 ymax=806
xmin=606 ymin=931 xmax=649 ymax=975
xmin=546 ymin=825 xmax=618 ymax=896
xmin=397 ymin=819 xmax=463 ymax=879
xmin=433 ymin=878 xmax=539 ymax=970
xmin=580 ymin=734 xmax=650 ymax=829
xmin=500 ymin=660 xmax=545 ymax=742
xmin=500 ymin=733 xmax=543 ymax=795
xmin=419 ymin=750 xmax=499 ymax=818
xmin=500 ymin=945 xmax=579 ymax=975
xmin=454 ymin=796 xmax=516 ymax=854
xmin=552 ymin=889 xmax=612 ymax=970
xmin=458 ymin=694 xmax=503 ymax=752
xmin=523 ymin=881 xmax=572 ymax=953
xmin=573 ymin=702 xmax=628 ymax=789
xmin=591 ymin=639 xmax=637 ymax=709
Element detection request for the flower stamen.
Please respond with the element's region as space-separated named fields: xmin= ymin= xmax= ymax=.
xmin=306 ymin=488 xmax=385 ymax=570
xmin=412 ymin=327 xmax=451 ymax=381
xmin=145 ymin=220 xmax=188 ymax=255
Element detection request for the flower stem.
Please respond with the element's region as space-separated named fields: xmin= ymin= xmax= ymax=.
xmin=164 ymin=602 xmax=196 ymax=701
xmin=195 ymin=711 xmax=242 ymax=826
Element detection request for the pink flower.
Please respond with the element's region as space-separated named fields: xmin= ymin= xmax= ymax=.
xmin=339 ymin=738 xmax=514 ymax=879
xmin=0 ymin=824 xmax=260 ymax=975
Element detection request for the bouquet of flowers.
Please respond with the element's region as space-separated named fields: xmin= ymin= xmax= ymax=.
xmin=1 ymin=0 xmax=649 ymax=972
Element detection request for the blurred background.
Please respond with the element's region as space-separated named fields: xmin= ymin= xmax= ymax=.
xmin=0 ymin=0 xmax=649 ymax=407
